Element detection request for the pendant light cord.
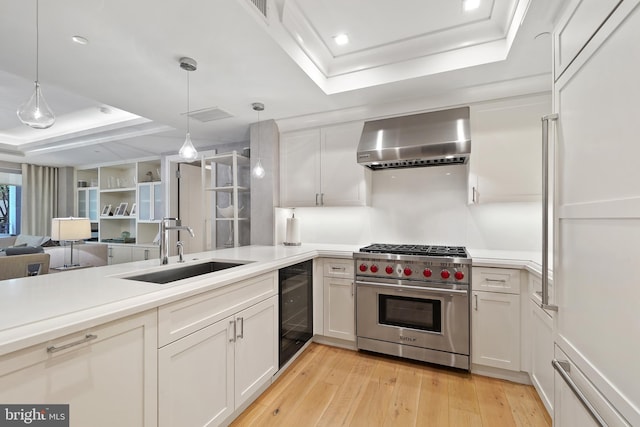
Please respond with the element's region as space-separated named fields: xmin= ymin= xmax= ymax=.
xmin=35 ymin=0 xmax=39 ymax=82
xmin=256 ymin=108 xmax=260 ymax=158
xmin=186 ymin=69 xmax=190 ymax=134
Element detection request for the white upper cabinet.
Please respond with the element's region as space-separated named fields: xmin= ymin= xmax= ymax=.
xmin=554 ymin=0 xmax=622 ymax=80
xmin=468 ymin=94 xmax=551 ymax=204
xmin=280 ymin=121 xmax=370 ymax=207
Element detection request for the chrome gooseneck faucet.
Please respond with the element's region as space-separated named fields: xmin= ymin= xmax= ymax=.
xmin=160 ymin=217 xmax=195 ymax=265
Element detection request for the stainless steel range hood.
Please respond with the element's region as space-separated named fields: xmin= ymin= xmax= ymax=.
xmin=357 ymin=107 xmax=470 ymax=170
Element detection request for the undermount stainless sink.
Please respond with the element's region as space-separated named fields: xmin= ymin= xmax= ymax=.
xmin=124 ymin=261 xmax=246 ymax=284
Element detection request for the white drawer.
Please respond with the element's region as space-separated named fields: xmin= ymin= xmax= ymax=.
xmin=158 ymin=272 xmax=277 ymax=347
xmin=323 ymin=258 xmax=354 ymax=278
xmin=472 ymin=267 xmax=521 ymax=294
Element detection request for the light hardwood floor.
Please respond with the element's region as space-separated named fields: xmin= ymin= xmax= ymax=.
xmin=231 ymin=343 xmax=551 ymax=427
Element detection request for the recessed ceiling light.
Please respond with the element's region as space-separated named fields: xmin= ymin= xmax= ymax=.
xmin=463 ymin=0 xmax=480 ymax=11
xmin=333 ymin=33 xmax=349 ymax=46
xmin=72 ymin=35 xmax=89 ymax=45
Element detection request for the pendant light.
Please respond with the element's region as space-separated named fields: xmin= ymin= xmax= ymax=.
xmin=251 ymin=102 xmax=266 ymax=179
xmin=17 ymin=0 xmax=55 ymax=129
xmin=178 ymin=57 xmax=198 ymax=161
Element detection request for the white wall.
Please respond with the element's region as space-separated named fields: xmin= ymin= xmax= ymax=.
xmin=275 ymin=165 xmax=541 ymax=251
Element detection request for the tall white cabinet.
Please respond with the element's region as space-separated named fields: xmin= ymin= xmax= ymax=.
xmin=552 ymin=1 xmax=640 ymax=425
xmin=280 ymin=121 xmax=371 ymax=207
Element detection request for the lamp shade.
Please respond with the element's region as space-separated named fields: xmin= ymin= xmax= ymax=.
xmin=51 ymin=217 xmax=91 ymax=241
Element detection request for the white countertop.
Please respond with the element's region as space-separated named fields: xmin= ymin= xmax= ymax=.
xmin=0 ymin=244 xmax=357 ymax=356
xmin=0 ymin=244 xmax=543 ymax=356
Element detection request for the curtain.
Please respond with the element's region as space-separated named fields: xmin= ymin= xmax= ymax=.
xmin=21 ymin=164 xmax=59 ymax=236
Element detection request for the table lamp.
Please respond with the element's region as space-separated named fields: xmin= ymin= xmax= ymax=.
xmin=51 ymin=217 xmax=91 ymax=268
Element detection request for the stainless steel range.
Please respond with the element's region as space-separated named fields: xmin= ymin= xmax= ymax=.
xmin=354 ymin=244 xmax=471 ymax=370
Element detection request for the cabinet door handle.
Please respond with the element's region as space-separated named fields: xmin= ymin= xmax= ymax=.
xmin=315 ymin=193 xmax=319 ymax=206
xmin=144 ymin=249 xmax=149 ymax=260
xmin=552 ymin=360 xmax=607 ymax=426
xmin=474 ymin=293 xmax=478 ymax=311
xmin=237 ymin=317 xmax=244 ymax=339
xmin=472 ymin=186 xmax=477 ymax=203
xmin=541 ymin=113 xmax=559 ymax=311
xmin=320 ymin=193 xmax=324 ymax=205
xmin=351 ymin=281 xmax=354 ymax=296
xmin=229 ymin=320 xmax=236 ymax=343
xmin=485 ymin=278 xmax=507 ymax=283
xmin=47 ymin=334 xmax=97 ymax=353
xmin=331 ymin=266 xmax=346 ymax=271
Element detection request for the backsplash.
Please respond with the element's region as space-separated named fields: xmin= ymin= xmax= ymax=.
xmin=275 ymin=165 xmax=541 ymax=251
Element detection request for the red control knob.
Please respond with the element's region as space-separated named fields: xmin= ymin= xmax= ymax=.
xmin=359 ymin=264 xmax=368 ymax=272
xmin=370 ymin=265 xmax=379 ymax=273
xmin=385 ymin=266 xmax=394 ymax=274
xmin=441 ymin=269 xmax=450 ymax=279
xmin=454 ymin=271 xmax=464 ymax=280
xmin=404 ymin=267 xmax=413 ymax=276
xmin=423 ymin=268 xmax=432 ymax=278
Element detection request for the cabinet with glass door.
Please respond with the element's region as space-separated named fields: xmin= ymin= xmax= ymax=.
xmin=202 ymin=151 xmax=250 ymax=249
xmin=76 ymin=168 xmax=99 ymax=240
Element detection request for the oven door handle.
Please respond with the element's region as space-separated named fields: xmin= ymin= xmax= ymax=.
xmin=356 ymin=280 xmax=468 ymax=295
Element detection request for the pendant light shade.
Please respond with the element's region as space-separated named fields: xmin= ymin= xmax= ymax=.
xmin=18 ymin=0 xmax=55 ymax=129
xmin=17 ymin=81 xmax=55 ymax=129
xmin=179 ymin=57 xmax=198 ymax=161
xmin=179 ymin=132 xmax=198 ymax=161
xmin=252 ymin=158 xmax=265 ymax=179
xmin=251 ymin=102 xmax=266 ymax=179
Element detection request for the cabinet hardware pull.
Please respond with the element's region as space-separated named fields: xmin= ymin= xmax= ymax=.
xmin=472 ymin=186 xmax=477 ymax=203
xmin=474 ymin=294 xmax=478 ymax=311
xmin=320 ymin=193 xmax=324 ymax=205
xmin=552 ymin=359 xmax=607 ymax=426
xmin=144 ymin=249 xmax=149 ymax=260
xmin=541 ymin=114 xmax=559 ymax=311
xmin=47 ymin=334 xmax=97 ymax=353
xmin=356 ymin=280 xmax=468 ymax=295
xmin=237 ymin=317 xmax=244 ymax=339
xmin=229 ymin=320 xmax=236 ymax=342
xmin=351 ymin=281 xmax=354 ymax=296
xmin=315 ymin=193 xmax=320 ymax=206
xmin=331 ymin=266 xmax=346 ymax=271
xmin=485 ymin=278 xmax=507 ymax=283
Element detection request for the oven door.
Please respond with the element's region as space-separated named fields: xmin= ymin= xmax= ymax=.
xmin=356 ymin=280 xmax=469 ymax=355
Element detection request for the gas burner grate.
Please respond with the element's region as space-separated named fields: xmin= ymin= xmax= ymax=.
xmin=359 ymin=243 xmax=468 ymax=258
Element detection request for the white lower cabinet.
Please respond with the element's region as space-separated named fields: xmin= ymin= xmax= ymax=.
xmin=159 ymin=318 xmax=234 ymax=427
xmin=158 ymin=294 xmax=278 ymax=427
xmin=472 ymin=290 xmax=521 ymax=371
xmin=529 ymin=297 xmax=554 ymax=416
xmin=323 ymin=277 xmax=355 ymax=341
xmin=108 ymin=244 xmax=158 ymax=264
xmin=107 ymin=244 xmax=132 ymax=264
xmin=321 ymin=258 xmax=355 ymax=342
xmin=234 ymin=296 xmax=278 ymax=407
xmin=0 ymin=311 xmax=158 ymax=427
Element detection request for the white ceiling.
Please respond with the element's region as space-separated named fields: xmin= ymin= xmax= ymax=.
xmin=0 ymin=0 xmax=567 ymax=167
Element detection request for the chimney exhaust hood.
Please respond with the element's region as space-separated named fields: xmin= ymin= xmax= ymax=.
xmin=356 ymin=107 xmax=470 ymax=170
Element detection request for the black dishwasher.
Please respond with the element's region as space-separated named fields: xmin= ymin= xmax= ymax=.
xmin=279 ymin=260 xmax=313 ymax=368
